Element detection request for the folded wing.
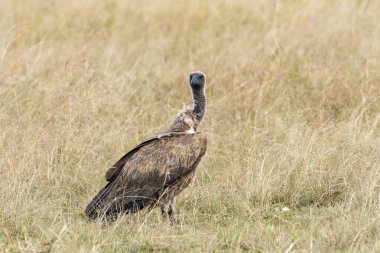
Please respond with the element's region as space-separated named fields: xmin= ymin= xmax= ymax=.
xmin=85 ymin=132 xmax=207 ymax=219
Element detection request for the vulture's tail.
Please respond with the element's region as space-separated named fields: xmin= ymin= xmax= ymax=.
xmin=85 ymin=182 xmax=113 ymax=220
xmin=85 ymin=183 xmax=148 ymax=220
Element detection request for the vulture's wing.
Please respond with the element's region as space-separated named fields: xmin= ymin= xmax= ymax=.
xmin=105 ymin=138 xmax=158 ymax=182
xmin=86 ymin=132 xmax=207 ymax=219
xmin=105 ymin=132 xmax=174 ymax=182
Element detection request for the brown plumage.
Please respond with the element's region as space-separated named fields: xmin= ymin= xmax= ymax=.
xmin=85 ymin=71 xmax=207 ymax=223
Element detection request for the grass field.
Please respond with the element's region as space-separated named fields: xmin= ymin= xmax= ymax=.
xmin=1 ymin=0 xmax=380 ymax=252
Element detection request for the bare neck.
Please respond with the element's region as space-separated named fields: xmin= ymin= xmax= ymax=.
xmin=192 ymin=87 xmax=206 ymax=122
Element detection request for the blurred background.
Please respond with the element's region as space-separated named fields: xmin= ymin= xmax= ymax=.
xmin=0 ymin=0 xmax=379 ymax=252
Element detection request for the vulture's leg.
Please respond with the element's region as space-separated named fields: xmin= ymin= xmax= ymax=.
xmin=160 ymin=202 xmax=170 ymax=224
xmin=168 ymin=197 xmax=176 ymax=224
xmin=160 ymin=196 xmax=176 ymax=224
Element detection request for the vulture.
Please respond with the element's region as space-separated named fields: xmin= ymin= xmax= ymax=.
xmin=85 ymin=71 xmax=207 ymax=223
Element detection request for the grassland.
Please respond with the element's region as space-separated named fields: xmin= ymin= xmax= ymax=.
xmin=0 ymin=0 xmax=379 ymax=252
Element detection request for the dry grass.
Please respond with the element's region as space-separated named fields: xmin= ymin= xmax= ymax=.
xmin=1 ymin=0 xmax=380 ymax=252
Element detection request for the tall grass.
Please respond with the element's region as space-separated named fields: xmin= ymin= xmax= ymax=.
xmin=0 ymin=0 xmax=379 ymax=252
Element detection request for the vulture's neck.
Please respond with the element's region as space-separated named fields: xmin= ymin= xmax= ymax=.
xmin=192 ymin=87 xmax=206 ymax=122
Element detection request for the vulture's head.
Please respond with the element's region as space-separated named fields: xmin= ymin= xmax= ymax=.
xmin=189 ymin=71 xmax=206 ymax=90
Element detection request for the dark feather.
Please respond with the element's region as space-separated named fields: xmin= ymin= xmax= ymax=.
xmin=85 ymin=132 xmax=207 ymax=219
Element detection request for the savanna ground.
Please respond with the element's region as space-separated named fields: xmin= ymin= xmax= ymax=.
xmin=0 ymin=0 xmax=379 ymax=252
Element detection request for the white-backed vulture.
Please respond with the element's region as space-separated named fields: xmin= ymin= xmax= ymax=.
xmin=85 ymin=71 xmax=207 ymax=223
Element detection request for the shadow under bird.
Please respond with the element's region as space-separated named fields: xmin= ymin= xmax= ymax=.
xmin=85 ymin=71 xmax=207 ymax=223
